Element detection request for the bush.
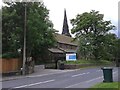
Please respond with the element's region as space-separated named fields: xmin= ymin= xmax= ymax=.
xmin=1 ymin=52 xmax=20 ymax=59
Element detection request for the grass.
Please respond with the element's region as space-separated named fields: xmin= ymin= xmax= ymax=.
xmin=64 ymin=59 xmax=113 ymax=65
xmin=88 ymin=82 xmax=120 ymax=90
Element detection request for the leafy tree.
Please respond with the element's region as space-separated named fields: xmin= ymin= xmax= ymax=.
xmin=71 ymin=10 xmax=116 ymax=60
xmin=100 ymin=34 xmax=117 ymax=60
xmin=114 ymin=38 xmax=120 ymax=66
xmin=2 ymin=2 xmax=56 ymax=61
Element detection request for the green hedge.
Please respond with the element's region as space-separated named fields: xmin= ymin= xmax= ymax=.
xmin=0 ymin=52 xmax=20 ymax=59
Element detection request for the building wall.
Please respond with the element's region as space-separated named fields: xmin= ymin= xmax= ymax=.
xmin=46 ymin=42 xmax=78 ymax=65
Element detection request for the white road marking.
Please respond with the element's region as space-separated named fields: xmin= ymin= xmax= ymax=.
xmin=66 ymin=70 xmax=118 ymax=88
xmin=96 ymin=70 xmax=102 ymax=72
xmin=72 ymin=72 xmax=90 ymax=77
xmin=85 ymin=71 xmax=118 ymax=83
xmin=65 ymin=82 xmax=85 ymax=88
xmin=13 ymin=79 xmax=55 ymax=88
xmin=65 ymin=76 xmax=103 ymax=88
xmin=85 ymin=76 xmax=103 ymax=83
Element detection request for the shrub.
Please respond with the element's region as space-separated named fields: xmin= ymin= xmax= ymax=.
xmin=1 ymin=52 xmax=20 ymax=59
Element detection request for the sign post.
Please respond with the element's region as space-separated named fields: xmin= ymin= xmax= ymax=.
xmin=66 ymin=53 xmax=76 ymax=61
xmin=66 ymin=53 xmax=77 ymax=68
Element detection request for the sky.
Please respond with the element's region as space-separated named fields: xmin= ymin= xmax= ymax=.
xmin=1 ymin=0 xmax=119 ymax=37
xmin=43 ymin=0 xmax=119 ymax=36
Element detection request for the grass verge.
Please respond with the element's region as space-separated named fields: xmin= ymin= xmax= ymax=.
xmin=64 ymin=59 xmax=113 ymax=65
xmin=88 ymin=82 xmax=120 ymax=90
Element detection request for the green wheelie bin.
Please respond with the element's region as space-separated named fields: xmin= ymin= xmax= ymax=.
xmin=101 ymin=67 xmax=113 ymax=82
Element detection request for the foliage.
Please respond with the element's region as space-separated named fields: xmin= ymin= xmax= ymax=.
xmin=71 ymin=10 xmax=116 ymax=60
xmin=64 ymin=59 xmax=112 ymax=65
xmin=116 ymin=39 xmax=120 ymax=59
xmin=0 ymin=52 xmax=20 ymax=59
xmin=2 ymin=2 xmax=56 ymax=61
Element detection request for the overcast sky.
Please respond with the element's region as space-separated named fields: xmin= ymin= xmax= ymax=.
xmin=43 ymin=0 xmax=119 ymax=36
xmin=1 ymin=0 xmax=119 ymax=36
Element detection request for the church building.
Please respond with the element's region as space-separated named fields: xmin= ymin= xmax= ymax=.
xmin=47 ymin=9 xmax=78 ymax=67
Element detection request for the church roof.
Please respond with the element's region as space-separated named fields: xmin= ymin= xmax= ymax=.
xmin=59 ymin=48 xmax=77 ymax=53
xmin=48 ymin=33 xmax=78 ymax=54
xmin=48 ymin=47 xmax=77 ymax=53
xmin=48 ymin=48 xmax=64 ymax=53
xmin=54 ymin=33 xmax=78 ymax=46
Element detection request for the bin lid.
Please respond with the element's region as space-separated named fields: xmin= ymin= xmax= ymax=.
xmin=102 ymin=67 xmax=113 ymax=69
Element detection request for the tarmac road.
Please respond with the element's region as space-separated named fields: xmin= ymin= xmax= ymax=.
xmin=2 ymin=67 xmax=119 ymax=89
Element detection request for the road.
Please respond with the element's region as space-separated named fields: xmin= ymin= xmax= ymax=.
xmin=2 ymin=67 xmax=119 ymax=89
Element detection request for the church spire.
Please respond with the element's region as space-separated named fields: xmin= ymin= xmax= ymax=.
xmin=62 ymin=9 xmax=71 ymax=37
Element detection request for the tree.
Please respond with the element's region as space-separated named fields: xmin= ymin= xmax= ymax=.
xmin=100 ymin=33 xmax=117 ymax=60
xmin=114 ymin=38 xmax=120 ymax=66
xmin=71 ymin=10 xmax=116 ymax=60
xmin=2 ymin=2 xmax=56 ymax=62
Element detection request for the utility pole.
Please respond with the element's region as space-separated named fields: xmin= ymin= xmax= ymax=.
xmin=22 ymin=3 xmax=27 ymax=75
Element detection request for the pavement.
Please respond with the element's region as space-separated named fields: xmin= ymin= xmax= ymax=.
xmin=1 ymin=65 xmax=75 ymax=82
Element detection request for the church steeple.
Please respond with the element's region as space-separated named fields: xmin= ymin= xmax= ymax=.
xmin=62 ymin=9 xmax=71 ymax=37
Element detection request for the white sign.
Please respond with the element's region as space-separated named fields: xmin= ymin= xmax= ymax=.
xmin=66 ymin=53 xmax=76 ymax=61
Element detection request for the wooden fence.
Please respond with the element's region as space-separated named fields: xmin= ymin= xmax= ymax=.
xmin=0 ymin=58 xmax=22 ymax=73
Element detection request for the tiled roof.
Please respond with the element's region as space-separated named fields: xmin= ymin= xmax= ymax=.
xmin=54 ymin=33 xmax=78 ymax=46
xmin=48 ymin=33 xmax=78 ymax=53
xmin=59 ymin=48 xmax=77 ymax=53
xmin=48 ymin=48 xmax=64 ymax=53
xmin=48 ymin=48 xmax=77 ymax=53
